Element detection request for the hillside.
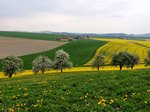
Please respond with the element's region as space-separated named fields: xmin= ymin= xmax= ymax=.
xmin=0 ymin=69 xmax=149 ymax=111
xmin=18 ymin=39 xmax=107 ymax=69
xmin=87 ymin=38 xmax=150 ymax=65
xmin=0 ymin=31 xmax=65 ymax=41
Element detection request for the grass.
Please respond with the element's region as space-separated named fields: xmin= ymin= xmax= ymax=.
xmin=0 ymin=31 xmax=65 ymax=41
xmin=18 ymin=39 xmax=107 ymax=69
xmin=87 ymin=38 xmax=150 ymax=65
xmin=0 ymin=69 xmax=150 ymax=111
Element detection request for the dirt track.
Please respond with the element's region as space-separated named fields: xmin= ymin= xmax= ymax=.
xmin=0 ymin=36 xmax=67 ymax=58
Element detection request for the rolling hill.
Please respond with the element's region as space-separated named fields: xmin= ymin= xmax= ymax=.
xmin=0 ymin=31 xmax=65 ymax=41
xmin=86 ymin=38 xmax=150 ymax=65
xmin=0 ymin=31 xmax=107 ymax=70
xmin=19 ymin=39 xmax=107 ymax=69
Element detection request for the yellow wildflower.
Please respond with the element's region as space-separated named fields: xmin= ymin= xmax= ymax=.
xmin=9 ymin=108 xmax=15 ymax=112
xmin=144 ymin=101 xmax=148 ymax=104
xmin=16 ymin=104 xmax=20 ymax=107
xmin=103 ymin=103 xmax=107 ymax=107
xmin=147 ymin=90 xmax=150 ymax=93
xmin=80 ymin=96 xmax=84 ymax=99
xmin=123 ymin=98 xmax=127 ymax=101
xmin=125 ymin=95 xmax=128 ymax=97
xmin=24 ymin=93 xmax=28 ymax=96
xmin=110 ymin=99 xmax=114 ymax=104
xmin=34 ymin=104 xmax=38 ymax=107
xmin=20 ymin=103 xmax=23 ymax=107
xmin=24 ymin=87 xmax=27 ymax=91
xmin=98 ymin=99 xmax=105 ymax=104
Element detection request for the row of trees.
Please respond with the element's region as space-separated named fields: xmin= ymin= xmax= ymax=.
xmin=92 ymin=51 xmax=150 ymax=71
xmin=1 ymin=49 xmax=72 ymax=78
xmin=1 ymin=49 xmax=150 ymax=78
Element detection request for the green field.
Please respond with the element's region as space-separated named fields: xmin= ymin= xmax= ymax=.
xmin=0 ymin=69 xmax=150 ymax=111
xmin=19 ymin=39 xmax=107 ymax=69
xmin=0 ymin=31 xmax=107 ymax=70
xmin=0 ymin=31 xmax=65 ymax=41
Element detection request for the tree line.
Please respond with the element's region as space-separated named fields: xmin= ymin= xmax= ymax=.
xmin=92 ymin=51 xmax=150 ymax=71
xmin=1 ymin=49 xmax=72 ymax=78
xmin=1 ymin=50 xmax=150 ymax=78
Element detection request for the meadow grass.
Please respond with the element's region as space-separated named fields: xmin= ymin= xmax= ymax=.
xmin=18 ymin=39 xmax=107 ymax=69
xmin=0 ymin=31 xmax=65 ymax=41
xmin=0 ymin=69 xmax=150 ymax=111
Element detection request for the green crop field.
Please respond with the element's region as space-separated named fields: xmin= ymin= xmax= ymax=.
xmin=0 ymin=69 xmax=150 ymax=111
xmin=19 ymin=39 xmax=107 ymax=69
xmin=0 ymin=31 xmax=65 ymax=41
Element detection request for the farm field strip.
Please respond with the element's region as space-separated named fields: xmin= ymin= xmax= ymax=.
xmin=17 ymin=39 xmax=108 ymax=69
xmin=0 ymin=36 xmax=67 ymax=59
xmin=0 ymin=65 xmax=149 ymax=78
xmin=86 ymin=38 xmax=150 ymax=65
xmin=0 ymin=31 xmax=65 ymax=41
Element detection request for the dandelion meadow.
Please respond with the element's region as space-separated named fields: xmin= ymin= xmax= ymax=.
xmin=0 ymin=69 xmax=150 ymax=111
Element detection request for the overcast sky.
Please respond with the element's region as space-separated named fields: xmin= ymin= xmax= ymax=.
xmin=0 ymin=0 xmax=150 ymax=34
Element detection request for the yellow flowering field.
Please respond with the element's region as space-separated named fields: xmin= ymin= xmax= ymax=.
xmin=0 ymin=64 xmax=150 ymax=78
xmin=86 ymin=38 xmax=150 ymax=66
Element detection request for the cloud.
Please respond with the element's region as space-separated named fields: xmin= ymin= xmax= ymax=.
xmin=0 ymin=0 xmax=150 ymax=33
xmin=0 ymin=0 xmax=135 ymax=17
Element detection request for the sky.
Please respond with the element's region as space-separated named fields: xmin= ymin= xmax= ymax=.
xmin=0 ymin=0 xmax=150 ymax=34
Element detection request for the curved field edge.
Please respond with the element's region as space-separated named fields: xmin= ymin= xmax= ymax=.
xmin=1 ymin=64 xmax=150 ymax=78
xmin=8 ymin=39 xmax=107 ymax=70
xmin=0 ymin=31 xmax=65 ymax=41
xmin=0 ymin=69 xmax=150 ymax=111
xmin=86 ymin=38 xmax=150 ymax=65
xmin=0 ymin=37 xmax=67 ymax=59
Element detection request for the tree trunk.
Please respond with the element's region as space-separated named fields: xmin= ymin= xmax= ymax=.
xmin=42 ymin=70 xmax=45 ymax=74
xmin=61 ymin=69 xmax=63 ymax=73
xmin=131 ymin=66 xmax=133 ymax=69
xmin=97 ymin=66 xmax=100 ymax=71
xmin=120 ymin=66 xmax=122 ymax=70
xmin=9 ymin=74 xmax=13 ymax=78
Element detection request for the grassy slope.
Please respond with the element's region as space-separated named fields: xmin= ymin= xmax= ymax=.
xmin=20 ymin=39 xmax=107 ymax=69
xmin=0 ymin=31 xmax=65 ymax=41
xmin=0 ymin=69 xmax=150 ymax=111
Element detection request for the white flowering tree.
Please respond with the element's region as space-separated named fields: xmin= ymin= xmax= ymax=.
xmin=92 ymin=54 xmax=105 ymax=71
xmin=53 ymin=49 xmax=73 ymax=72
xmin=2 ymin=55 xmax=23 ymax=78
xmin=32 ymin=55 xmax=52 ymax=74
